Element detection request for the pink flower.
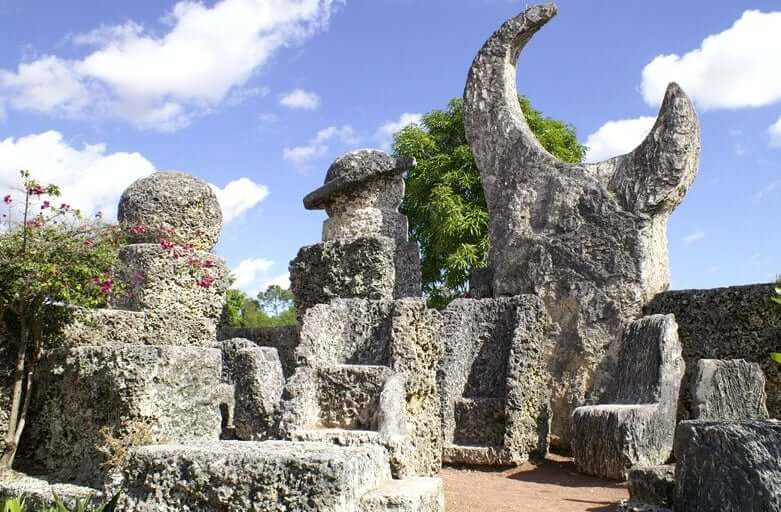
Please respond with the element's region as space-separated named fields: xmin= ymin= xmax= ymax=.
xmin=130 ymin=224 xmax=146 ymax=235
xmin=41 ymin=201 xmax=50 ymax=210
xmin=196 ymin=274 xmax=215 ymax=289
xmin=59 ymin=203 xmax=69 ymax=210
xmin=28 ymin=184 xmax=44 ymax=196
xmin=203 ymin=260 xmax=214 ymax=268
xmin=160 ymin=239 xmax=175 ymax=250
xmin=93 ymin=276 xmax=113 ymax=295
xmin=3 ymin=195 xmax=11 ymax=205
xmin=84 ymin=239 xmax=94 ymax=248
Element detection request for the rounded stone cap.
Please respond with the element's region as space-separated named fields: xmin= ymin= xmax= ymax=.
xmin=118 ymin=172 xmax=223 ymax=249
xmin=303 ymin=149 xmax=415 ymax=210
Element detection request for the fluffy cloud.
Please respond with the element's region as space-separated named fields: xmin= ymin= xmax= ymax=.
xmin=0 ymin=0 xmax=341 ymax=131
xmin=230 ymin=258 xmax=288 ymax=296
xmin=641 ymin=10 xmax=781 ymax=109
xmin=684 ymin=230 xmax=706 ymax=245
xmin=375 ymin=112 xmax=422 ymax=150
xmin=210 ymin=178 xmax=269 ymax=223
xmin=279 ymin=89 xmax=320 ymax=110
xmin=769 ymin=116 xmax=781 ymax=147
xmin=283 ymin=125 xmax=360 ymax=167
xmin=0 ymin=131 xmax=267 ymax=221
xmin=583 ymin=116 xmax=655 ymax=162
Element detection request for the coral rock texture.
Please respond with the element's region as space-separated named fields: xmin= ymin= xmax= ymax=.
xmin=691 ymin=359 xmax=769 ymax=420
xmin=463 ymin=4 xmax=700 ymax=444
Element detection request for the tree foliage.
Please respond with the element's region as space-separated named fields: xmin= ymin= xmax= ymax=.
xmin=393 ymin=97 xmax=587 ymax=307
xmin=224 ymin=286 xmax=296 ymax=328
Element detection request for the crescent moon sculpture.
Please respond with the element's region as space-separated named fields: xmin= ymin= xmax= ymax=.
xmin=463 ymin=4 xmax=700 ymax=444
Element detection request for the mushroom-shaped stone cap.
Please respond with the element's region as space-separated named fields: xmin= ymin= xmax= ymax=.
xmin=118 ymin=172 xmax=223 ymax=250
xmin=303 ymin=149 xmax=415 ymax=210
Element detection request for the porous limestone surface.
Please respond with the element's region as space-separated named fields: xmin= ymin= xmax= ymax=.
xmin=290 ymin=238 xmax=396 ymax=317
xmin=18 ymin=345 xmax=222 ymax=486
xmin=572 ymin=315 xmax=684 ymax=480
xmin=121 ymin=441 xmax=392 ymax=512
xmin=112 ymin=244 xmax=228 ymax=321
xmin=674 ymin=419 xmax=781 ymax=511
xmin=437 ymin=296 xmax=552 ymax=465
xmin=218 ymin=325 xmax=300 ymax=377
xmin=359 ymin=477 xmax=444 ymax=512
xmin=118 ymin=171 xmax=223 ymax=250
xmin=627 ymin=465 xmax=675 ymax=510
xmin=645 ymin=283 xmax=781 ymax=420
xmin=63 ymin=307 xmax=217 ymax=347
xmin=0 ymin=471 xmax=101 ymax=510
xmin=463 ymin=4 xmax=700 ymax=445
xmin=691 ymin=359 xmax=769 ymax=420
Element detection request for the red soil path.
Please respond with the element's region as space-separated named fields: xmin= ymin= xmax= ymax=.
xmin=441 ymin=454 xmax=628 ymax=512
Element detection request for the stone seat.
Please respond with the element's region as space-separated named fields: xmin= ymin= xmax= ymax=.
xmin=572 ymin=314 xmax=685 ymax=480
xmin=359 ymin=477 xmax=444 ymax=512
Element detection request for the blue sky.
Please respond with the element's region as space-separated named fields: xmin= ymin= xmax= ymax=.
xmin=0 ymin=0 xmax=779 ymax=295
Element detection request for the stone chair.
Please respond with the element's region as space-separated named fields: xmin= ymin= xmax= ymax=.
xmin=572 ymin=314 xmax=685 ymax=480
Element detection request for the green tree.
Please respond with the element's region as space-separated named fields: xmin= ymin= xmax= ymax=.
xmin=0 ymin=171 xmax=125 ymax=468
xmin=394 ymin=97 xmax=587 ymax=307
xmin=223 ymin=286 xmax=296 ymax=328
xmin=257 ymin=285 xmax=294 ymax=317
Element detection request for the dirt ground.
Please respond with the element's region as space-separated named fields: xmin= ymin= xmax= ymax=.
xmin=441 ymin=454 xmax=628 ymax=512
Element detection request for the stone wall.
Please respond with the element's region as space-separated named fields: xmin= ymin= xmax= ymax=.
xmin=218 ymin=325 xmax=299 ymax=378
xmin=645 ymin=283 xmax=781 ymax=420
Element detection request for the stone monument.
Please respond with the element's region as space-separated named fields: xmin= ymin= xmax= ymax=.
xmin=463 ymin=3 xmax=701 ymax=443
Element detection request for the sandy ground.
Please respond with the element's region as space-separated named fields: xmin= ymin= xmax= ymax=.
xmin=441 ymin=454 xmax=628 ymax=512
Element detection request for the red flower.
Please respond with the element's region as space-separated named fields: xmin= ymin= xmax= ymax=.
xmin=3 ymin=195 xmax=11 ymax=205
xmin=196 ymin=274 xmax=215 ymax=289
xmin=203 ymin=259 xmax=214 ymax=268
xmin=130 ymin=224 xmax=146 ymax=235
xmin=41 ymin=201 xmax=50 ymax=209
xmin=92 ymin=277 xmax=113 ymax=295
xmin=160 ymin=239 xmax=175 ymax=250
xmin=28 ymin=184 xmax=45 ymax=196
xmin=59 ymin=203 xmax=69 ymax=210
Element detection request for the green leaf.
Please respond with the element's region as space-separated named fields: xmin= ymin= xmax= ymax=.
xmin=771 ymin=353 xmax=781 ymax=364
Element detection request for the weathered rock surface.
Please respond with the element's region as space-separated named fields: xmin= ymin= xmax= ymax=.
xmin=218 ymin=325 xmax=300 ymax=377
xmin=121 ymin=441 xmax=391 ymax=512
xmin=674 ymin=419 xmax=781 ymax=511
xmin=0 ymin=472 xmax=101 ymax=510
xmin=691 ymin=359 xmax=768 ymax=420
xmin=463 ymin=4 xmax=700 ymax=445
xmin=359 ymin=477 xmax=444 ymax=512
xmin=572 ymin=315 xmax=684 ymax=480
xmin=437 ymin=296 xmax=552 ymax=465
xmin=626 ymin=465 xmax=675 ymax=510
xmin=18 ymin=345 xmax=223 ymax=486
xmin=290 ymin=238 xmax=396 ymax=317
xmin=118 ymin=171 xmax=223 ymax=250
xmin=645 ymin=283 xmax=781 ymax=420
xmin=220 ymin=340 xmax=285 ymax=441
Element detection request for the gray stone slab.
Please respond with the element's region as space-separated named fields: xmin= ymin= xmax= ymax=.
xmin=627 ymin=465 xmax=675 ymax=509
xmin=674 ymin=419 xmax=781 ymax=511
xmin=121 ymin=441 xmax=391 ymax=512
xmin=463 ymin=4 xmax=700 ymax=446
xmin=218 ymin=325 xmax=299 ymax=378
xmin=359 ymin=477 xmax=444 ymax=512
xmin=691 ymin=359 xmax=769 ymax=420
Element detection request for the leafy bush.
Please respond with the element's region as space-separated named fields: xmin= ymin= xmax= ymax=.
xmin=224 ymin=285 xmax=296 ymax=327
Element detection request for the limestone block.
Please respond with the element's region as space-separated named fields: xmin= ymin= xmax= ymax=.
xmin=218 ymin=325 xmax=300 ymax=378
xmin=112 ymin=244 xmax=227 ymax=321
xmin=290 ymin=238 xmax=396 ymax=316
xmin=359 ymin=477 xmax=444 ymax=512
xmin=674 ymin=419 xmax=781 ymax=511
xmin=691 ymin=359 xmax=769 ymax=420
xmin=626 ymin=465 xmax=675 ymax=510
xmin=463 ymin=5 xmax=700 ymax=446
xmin=118 ymin=171 xmax=223 ymax=250
xmin=437 ymin=296 xmax=552 ymax=465
xmin=645 ymin=283 xmax=781 ymax=421
xmin=121 ymin=441 xmax=392 ymax=512
xmin=18 ymin=345 xmax=223 ymax=486
xmin=572 ymin=315 xmax=684 ymax=480
xmin=62 ymin=307 xmax=217 ymax=347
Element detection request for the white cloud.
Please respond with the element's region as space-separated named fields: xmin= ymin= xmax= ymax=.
xmin=583 ymin=116 xmax=656 ymax=162
xmin=769 ymin=116 xmax=781 ymax=147
xmin=0 ymin=131 xmax=155 ymax=217
xmin=0 ymin=0 xmax=341 ymax=131
xmin=375 ymin=112 xmax=422 ymax=150
xmin=684 ymin=230 xmax=706 ymax=245
xmin=754 ymin=180 xmax=780 ymax=201
xmin=210 ymin=178 xmax=269 ymax=223
xmin=284 ymin=125 xmax=360 ymax=167
xmin=230 ymin=258 xmax=289 ymax=296
xmin=279 ymin=88 xmax=320 ymax=110
xmin=641 ymin=10 xmax=781 ymax=109
xmin=0 ymin=131 xmax=268 ymax=222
